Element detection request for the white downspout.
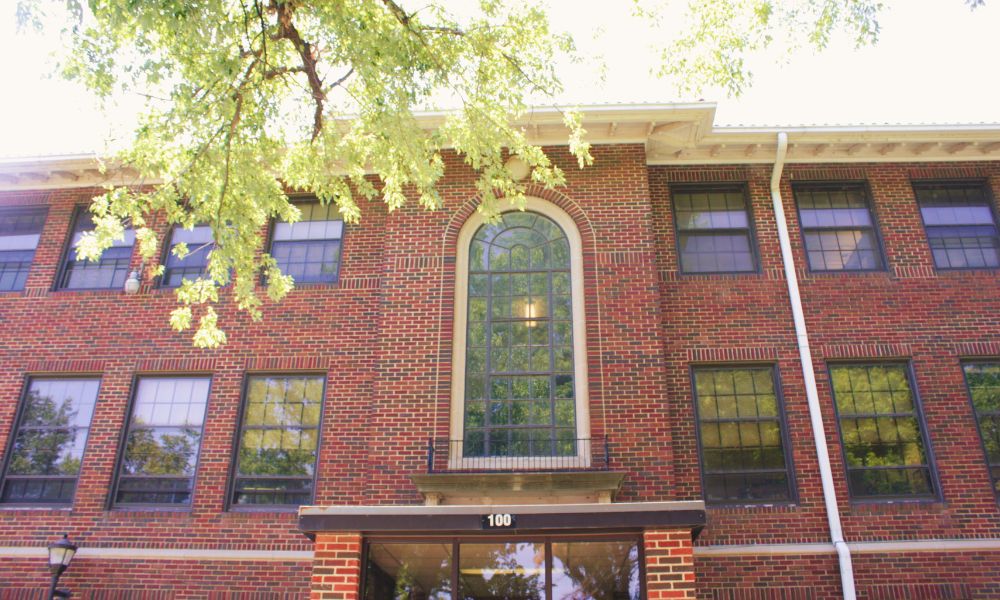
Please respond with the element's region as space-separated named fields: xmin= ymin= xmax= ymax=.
xmin=769 ymin=132 xmax=856 ymax=600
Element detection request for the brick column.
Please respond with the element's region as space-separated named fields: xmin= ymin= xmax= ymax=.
xmin=644 ymin=528 xmax=696 ymax=599
xmin=310 ymin=533 xmax=362 ymax=600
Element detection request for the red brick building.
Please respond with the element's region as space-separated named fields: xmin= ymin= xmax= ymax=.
xmin=1 ymin=104 xmax=999 ymax=599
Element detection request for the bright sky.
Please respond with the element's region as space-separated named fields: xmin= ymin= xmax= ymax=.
xmin=2 ymin=0 xmax=999 ymax=159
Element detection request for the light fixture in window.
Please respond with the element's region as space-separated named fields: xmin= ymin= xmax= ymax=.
xmin=523 ymin=299 xmax=539 ymax=327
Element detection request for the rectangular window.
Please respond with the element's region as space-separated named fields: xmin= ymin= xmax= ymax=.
xmin=161 ymin=224 xmax=214 ymax=287
xmin=58 ymin=209 xmax=135 ymax=290
xmin=1 ymin=378 xmax=100 ymax=504
xmin=830 ymin=364 xmax=936 ymax=500
xmin=794 ymin=183 xmax=884 ymax=271
xmin=270 ymin=202 xmax=344 ymax=284
xmin=962 ymin=363 xmax=1000 ymax=499
xmin=232 ymin=374 xmax=324 ymax=507
xmin=692 ymin=366 xmax=794 ymax=504
xmin=0 ymin=207 xmax=46 ymax=292
xmin=914 ymin=181 xmax=1000 ymax=269
xmin=113 ymin=377 xmax=211 ymax=506
xmin=672 ymin=185 xmax=757 ymax=273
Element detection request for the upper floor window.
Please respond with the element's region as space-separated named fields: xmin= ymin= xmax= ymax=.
xmin=161 ymin=224 xmax=214 ymax=287
xmin=113 ymin=376 xmax=211 ymax=506
xmin=692 ymin=366 xmax=794 ymax=504
xmin=914 ymin=181 xmax=1000 ymax=269
xmin=463 ymin=211 xmax=577 ymax=459
xmin=962 ymin=362 xmax=1000 ymax=499
xmin=1 ymin=378 xmax=100 ymax=504
xmin=58 ymin=209 xmax=135 ymax=290
xmin=0 ymin=207 xmax=46 ymax=292
xmin=794 ymin=183 xmax=884 ymax=271
xmin=830 ymin=363 xmax=937 ymax=500
xmin=232 ymin=374 xmax=325 ymax=508
xmin=672 ymin=185 xmax=757 ymax=273
xmin=270 ymin=202 xmax=344 ymax=284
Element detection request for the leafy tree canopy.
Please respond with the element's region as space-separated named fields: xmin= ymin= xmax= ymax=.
xmin=17 ymin=0 xmax=903 ymax=346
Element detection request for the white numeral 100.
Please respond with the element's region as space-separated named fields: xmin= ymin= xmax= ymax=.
xmin=487 ymin=513 xmax=512 ymax=527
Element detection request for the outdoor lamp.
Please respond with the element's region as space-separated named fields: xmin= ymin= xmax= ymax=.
xmin=47 ymin=533 xmax=77 ymax=599
xmin=123 ymin=270 xmax=141 ymax=294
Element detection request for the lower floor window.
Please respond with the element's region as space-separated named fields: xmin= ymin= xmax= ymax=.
xmin=364 ymin=536 xmax=641 ymax=600
xmin=830 ymin=363 xmax=937 ymax=499
xmin=963 ymin=362 xmax=1000 ymax=498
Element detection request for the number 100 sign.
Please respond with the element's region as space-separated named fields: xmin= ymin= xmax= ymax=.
xmin=482 ymin=513 xmax=516 ymax=529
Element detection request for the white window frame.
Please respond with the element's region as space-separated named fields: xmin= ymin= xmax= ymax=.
xmin=449 ymin=197 xmax=592 ymax=470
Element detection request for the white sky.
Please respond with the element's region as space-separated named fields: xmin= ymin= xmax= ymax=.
xmin=2 ymin=0 xmax=999 ymax=158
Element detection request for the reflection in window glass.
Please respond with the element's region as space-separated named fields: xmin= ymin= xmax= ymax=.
xmin=551 ymin=540 xmax=640 ymax=600
xmin=466 ymin=212 xmax=575 ymax=458
xmin=693 ymin=367 xmax=793 ymax=503
xmin=162 ymin=225 xmax=214 ymax=287
xmin=794 ymin=184 xmax=883 ymax=271
xmin=1 ymin=378 xmax=100 ymax=503
xmin=115 ymin=377 xmax=210 ymax=505
xmin=59 ymin=209 xmax=135 ymax=289
xmin=673 ymin=186 xmax=756 ymax=273
xmin=831 ymin=364 xmax=935 ymax=499
xmin=365 ymin=543 xmax=453 ymax=600
xmin=0 ymin=207 xmax=46 ymax=291
xmin=271 ymin=202 xmax=344 ymax=283
xmin=233 ymin=374 xmax=324 ymax=506
xmin=915 ymin=182 xmax=1000 ymax=269
xmin=459 ymin=542 xmax=545 ymax=600
xmin=963 ymin=363 xmax=1000 ymax=499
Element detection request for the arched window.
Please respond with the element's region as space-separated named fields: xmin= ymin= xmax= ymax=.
xmin=451 ymin=199 xmax=590 ymax=464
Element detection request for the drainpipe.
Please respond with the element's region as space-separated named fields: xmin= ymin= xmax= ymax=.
xmin=770 ymin=132 xmax=856 ymax=600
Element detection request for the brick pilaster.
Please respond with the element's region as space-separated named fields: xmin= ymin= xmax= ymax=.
xmin=644 ymin=528 xmax=696 ymax=599
xmin=310 ymin=533 xmax=362 ymax=600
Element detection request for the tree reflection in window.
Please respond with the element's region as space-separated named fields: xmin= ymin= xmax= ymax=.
xmin=233 ymin=374 xmax=324 ymax=507
xmin=115 ymin=377 xmax=210 ymax=505
xmin=962 ymin=363 xmax=1000 ymax=499
xmin=465 ymin=212 xmax=575 ymax=458
xmin=1 ymin=378 xmax=100 ymax=504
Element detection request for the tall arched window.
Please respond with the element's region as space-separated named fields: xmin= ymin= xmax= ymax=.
xmin=452 ymin=201 xmax=589 ymax=462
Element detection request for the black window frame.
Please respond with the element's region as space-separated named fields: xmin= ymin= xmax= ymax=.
xmin=158 ymin=223 xmax=215 ymax=288
xmin=961 ymin=360 xmax=1000 ymax=502
xmin=55 ymin=206 xmax=135 ymax=291
xmin=109 ymin=374 xmax=213 ymax=509
xmin=266 ymin=198 xmax=346 ymax=286
xmin=670 ymin=183 xmax=760 ymax=275
xmin=0 ymin=205 xmax=48 ymax=293
xmin=690 ymin=364 xmax=798 ymax=506
xmin=827 ymin=361 xmax=941 ymax=502
xmin=361 ymin=533 xmax=646 ymax=600
xmin=913 ymin=179 xmax=1000 ymax=271
xmin=792 ymin=181 xmax=887 ymax=273
xmin=0 ymin=375 xmax=102 ymax=506
xmin=227 ymin=372 xmax=327 ymax=511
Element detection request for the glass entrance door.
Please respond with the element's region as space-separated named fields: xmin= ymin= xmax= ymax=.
xmin=364 ymin=536 xmax=641 ymax=600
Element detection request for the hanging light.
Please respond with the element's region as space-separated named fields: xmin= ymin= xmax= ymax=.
xmin=47 ymin=533 xmax=77 ymax=599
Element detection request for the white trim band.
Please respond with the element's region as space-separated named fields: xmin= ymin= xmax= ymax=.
xmin=0 ymin=547 xmax=313 ymax=561
xmin=695 ymin=539 xmax=1000 ymax=557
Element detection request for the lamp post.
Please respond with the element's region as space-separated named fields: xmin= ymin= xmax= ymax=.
xmin=47 ymin=534 xmax=77 ymax=599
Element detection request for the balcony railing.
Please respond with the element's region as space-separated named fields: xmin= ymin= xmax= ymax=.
xmin=426 ymin=436 xmax=610 ymax=473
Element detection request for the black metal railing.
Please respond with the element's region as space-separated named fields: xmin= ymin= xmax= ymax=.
xmin=427 ymin=436 xmax=610 ymax=473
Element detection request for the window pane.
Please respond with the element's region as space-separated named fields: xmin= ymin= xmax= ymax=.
xmin=233 ymin=375 xmax=324 ymax=506
xmin=964 ymin=363 xmax=1000 ymax=499
xmin=0 ymin=207 xmax=46 ymax=292
xmin=115 ymin=377 xmax=210 ymax=505
xmin=365 ymin=543 xmax=453 ymax=600
xmin=162 ymin=225 xmax=214 ymax=287
xmin=459 ymin=542 xmax=545 ymax=600
xmin=465 ymin=212 xmax=575 ymax=458
xmin=795 ymin=185 xmax=883 ymax=271
xmin=915 ymin=183 xmax=1000 ymax=269
xmin=60 ymin=210 xmax=135 ymax=289
xmin=551 ymin=540 xmax=640 ymax=600
xmin=831 ymin=364 xmax=935 ymax=499
xmin=673 ymin=187 xmax=756 ymax=273
xmin=271 ymin=202 xmax=343 ymax=283
xmin=1 ymin=378 xmax=100 ymax=504
xmin=693 ymin=367 xmax=793 ymax=503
